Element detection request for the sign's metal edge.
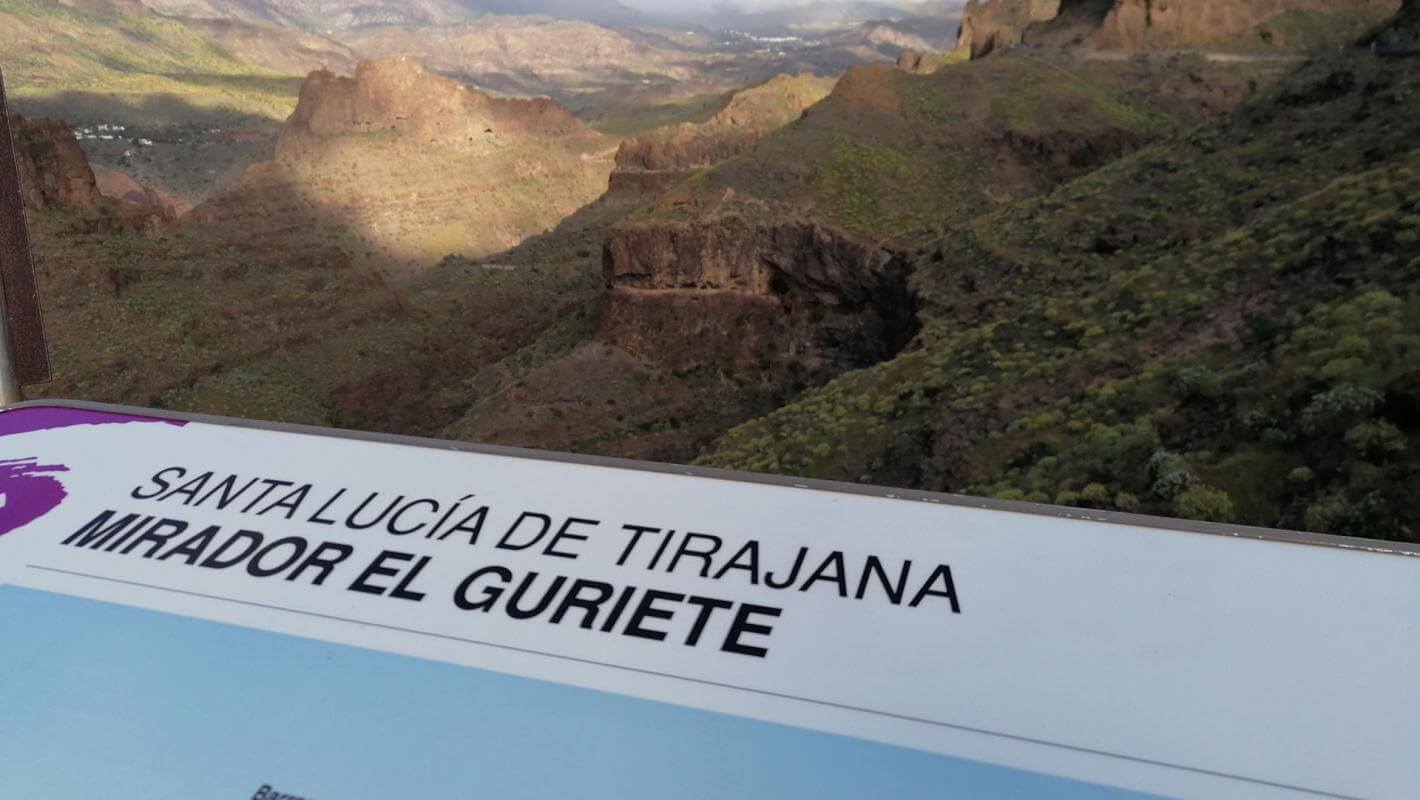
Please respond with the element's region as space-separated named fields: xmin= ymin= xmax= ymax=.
xmin=6 ymin=398 xmax=1417 ymax=558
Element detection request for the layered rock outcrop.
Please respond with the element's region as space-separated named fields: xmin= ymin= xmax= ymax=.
xmin=605 ymin=213 xmax=899 ymax=301
xmin=600 ymin=211 xmax=916 ymax=375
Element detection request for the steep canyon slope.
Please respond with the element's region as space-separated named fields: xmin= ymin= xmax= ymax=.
xmin=440 ymin=52 xmax=1264 ymax=460
xmin=596 ymin=52 xmax=1254 ymax=375
xmin=702 ymin=19 xmax=1420 ymax=539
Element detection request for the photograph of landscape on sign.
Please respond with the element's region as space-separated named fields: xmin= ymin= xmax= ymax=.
xmin=0 ymin=586 xmax=1146 ymax=799
xmin=3 ymin=0 xmax=1418 ymax=541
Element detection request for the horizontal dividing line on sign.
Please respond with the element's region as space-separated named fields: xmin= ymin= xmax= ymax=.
xmin=26 ymin=563 xmax=1355 ymax=800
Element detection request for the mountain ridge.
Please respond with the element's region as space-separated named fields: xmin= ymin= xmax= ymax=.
xmin=955 ymin=0 xmax=1401 ymax=57
xmin=136 ymin=0 xmax=650 ymax=30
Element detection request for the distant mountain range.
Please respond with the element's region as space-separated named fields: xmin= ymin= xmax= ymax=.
xmin=682 ymin=1 xmax=957 ymax=33
xmin=134 ymin=0 xmax=950 ymax=32
xmin=136 ymin=0 xmax=652 ymax=30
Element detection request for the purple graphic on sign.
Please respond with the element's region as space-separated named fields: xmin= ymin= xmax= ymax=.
xmin=0 ymin=459 xmax=69 ymax=536
xmin=0 ymin=405 xmax=187 ymax=438
xmin=0 ymin=405 xmax=188 ymax=536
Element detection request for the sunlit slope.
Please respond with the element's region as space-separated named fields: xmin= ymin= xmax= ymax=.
xmin=190 ymin=58 xmax=616 ymax=272
xmin=0 ymin=0 xmax=300 ymax=125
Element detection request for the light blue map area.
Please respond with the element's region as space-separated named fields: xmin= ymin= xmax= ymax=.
xmin=0 ymin=586 xmax=1156 ymax=799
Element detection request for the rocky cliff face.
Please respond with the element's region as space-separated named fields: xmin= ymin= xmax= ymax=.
xmin=10 ymin=115 xmax=102 ymax=211
xmin=195 ymin=58 xmax=615 ymax=272
xmin=12 ymin=114 xmax=184 ymax=235
xmin=955 ymin=0 xmax=1401 ymax=56
xmin=600 ymin=209 xmax=917 ymax=376
xmin=605 ymin=212 xmax=898 ymax=299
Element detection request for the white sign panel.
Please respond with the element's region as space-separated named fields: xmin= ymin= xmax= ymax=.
xmin=1 ymin=401 xmax=1417 ymax=800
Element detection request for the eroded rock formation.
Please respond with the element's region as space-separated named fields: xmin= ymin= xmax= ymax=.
xmin=955 ymin=0 xmax=1061 ymax=58
xmin=194 ymin=57 xmax=615 ymax=271
xmin=10 ymin=114 xmax=102 ymax=211
xmin=600 ymin=204 xmax=917 ymax=377
xmin=12 ymin=114 xmax=184 ymax=235
xmin=278 ymin=57 xmax=588 ymax=157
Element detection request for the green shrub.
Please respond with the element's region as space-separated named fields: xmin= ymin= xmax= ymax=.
xmin=1079 ymin=483 xmax=1112 ymax=506
xmin=1114 ymin=491 xmax=1140 ymax=513
xmin=1148 ymin=450 xmax=1196 ymax=500
xmin=1300 ymin=384 xmax=1382 ymax=434
xmin=1174 ymin=485 xmax=1236 ymax=523
xmin=1345 ymin=420 xmax=1407 ymax=459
